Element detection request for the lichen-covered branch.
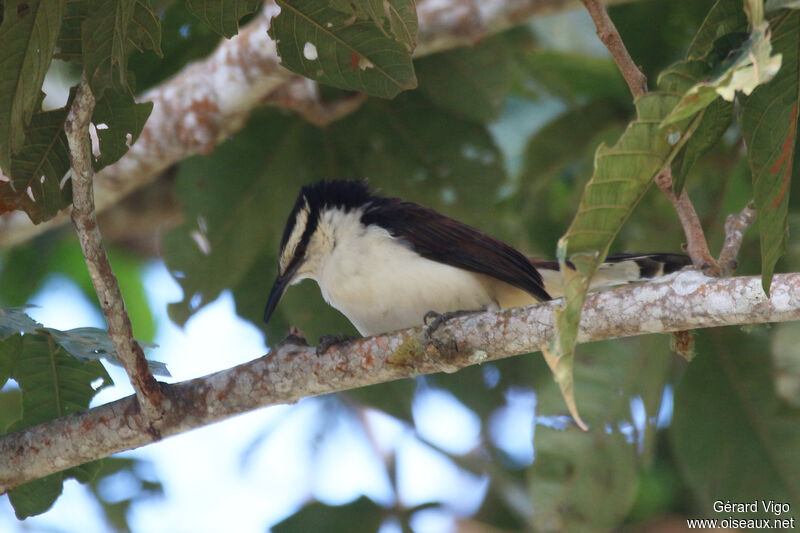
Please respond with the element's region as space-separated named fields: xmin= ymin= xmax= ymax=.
xmin=717 ymin=201 xmax=757 ymax=276
xmin=2 ymin=270 xmax=799 ymax=493
xmin=65 ymin=76 xmax=164 ymax=422
xmin=0 ymin=0 xmax=638 ymax=249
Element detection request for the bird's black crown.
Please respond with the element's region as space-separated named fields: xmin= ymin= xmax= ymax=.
xmin=279 ymin=180 xmax=375 ymax=255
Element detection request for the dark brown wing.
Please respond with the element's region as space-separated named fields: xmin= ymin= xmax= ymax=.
xmin=362 ymin=199 xmax=551 ymax=301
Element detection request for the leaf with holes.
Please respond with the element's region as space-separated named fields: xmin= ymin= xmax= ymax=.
xmin=687 ymin=0 xmax=748 ymax=60
xmin=740 ymin=11 xmax=800 ymax=294
xmin=328 ymin=0 xmax=417 ymax=52
xmin=82 ymin=0 xmax=136 ymax=95
xmin=0 ymin=0 xmax=65 ymax=170
xmin=664 ymin=19 xmax=782 ymax=125
xmin=269 ymin=0 xmax=417 ymax=98
xmin=185 ymin=0 xmax=260 ymax=38
xmin=550 ymin=61 xmax=711 ymax=428
xmin=0 ymin=107 xmax=72 ymax=223
xmin=92 ymin=87 xmax=153 ymax=171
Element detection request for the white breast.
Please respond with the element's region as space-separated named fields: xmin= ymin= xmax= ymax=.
xmin=305 ymin=210 xmax=496 ymax=336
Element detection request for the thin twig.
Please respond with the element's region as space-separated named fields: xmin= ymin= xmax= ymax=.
xmin=580 ymin=0 xmax=647 ymax=98
xmin=717 ymin=201 xmax=757 ymax=276
xmin=656 ymin=171 xmax=719 ymax=274
xmin=2 ymin=270 xmax=800 ymax=492
xmin=65 ymin=75 xmax=164 ymax=425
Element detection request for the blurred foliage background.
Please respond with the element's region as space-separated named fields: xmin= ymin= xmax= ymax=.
xmin=1 ymin=0 xmax=800 ymax=531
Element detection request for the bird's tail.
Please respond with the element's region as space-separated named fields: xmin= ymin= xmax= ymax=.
xmin=532 ymin=252 xmax=692 ymax=298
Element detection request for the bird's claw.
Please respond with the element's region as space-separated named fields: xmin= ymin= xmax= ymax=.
xmin=316 ymin=333 xmax=356 ymax=355
xmin=423 ymin=310 xmax=476 ymax=336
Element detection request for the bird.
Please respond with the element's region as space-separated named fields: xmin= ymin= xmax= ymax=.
xmin=263 ymin=180 xmax=692 ymax=337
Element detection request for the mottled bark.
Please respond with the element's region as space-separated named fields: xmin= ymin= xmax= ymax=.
xmin=2 ymin=270 xmax=799 ymax=493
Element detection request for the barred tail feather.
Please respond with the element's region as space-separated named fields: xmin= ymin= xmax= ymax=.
xmin=534 ymin=252 xmax=692 ymax=298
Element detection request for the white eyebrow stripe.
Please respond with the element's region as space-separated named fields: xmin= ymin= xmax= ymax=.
xmin=279 ymin=198 xmax=310 ymax=274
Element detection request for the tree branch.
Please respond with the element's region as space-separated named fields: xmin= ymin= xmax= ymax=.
xmin=0 ymin=0 xmax=639 ymax=249
xmin=65 ymin=76 xmax=164 ymax=423
xmin=656 ymin=170 xmax=719 ymax=272
xmin=578 ymin=0 xmax=731 ymax=274
xmin=3 ymin=270 xmax=800 ymax=493
xmin=717 ymin=201 xmax=757 ymax=276
xmin=579 ymin=0 xmax=646 ymax=98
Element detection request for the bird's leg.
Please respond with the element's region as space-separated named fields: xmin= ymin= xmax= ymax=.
xmin=424 ymin=309 xmax=480 ymax=335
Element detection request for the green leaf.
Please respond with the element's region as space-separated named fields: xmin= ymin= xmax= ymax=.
xmin=520 ymin=50 xmax=630 ymax=102
xmin=416 ymin=37 xmax=513 ymax=121
xmin=664 ymin=18 xmax=782 ymax=124
xmin=0 ymin=305 xmax=167 ymax=375
xmin=164 ymin=111 xmax=316 ymax=326
xmin=55 ymin=0 xmax=86 ymax=61
xmin=0 ymin=334 xmax=22 ymax=389
xmin=768 ymin=0 xmax=800 ymax=11
xmin=329 ymin=0 xmax=417 ymax=53
xmin=129 ymin=0 xmax=162 ymax=56
xmin=8 ymin=472 xmax=64 ymax=519
xmin=672 ymin=97 xmax=734 ymax=192
xmin=549 ymin=61 xmax=711 ymax=427
xmin=4 ymin=330 xmax=113 ymax=518
xmin=740 ymin=11 xmax=800 ymax=294
xmin=0 ymin=306 xmax=41 ymax=337
xmin=92 ymin=86 xmax=153 ymax=171
xmin=688 ymin=0 xmax=748 ymax=60
xmin=764 ymin=0 xmax=800 ymax=13
xmin=0 ymin=106 xmax=72 ymax=223
xmin=0 ymin=0 xmax=65 ymax=169
xmin=521 ymin=99 xmax=628 ymax=184
xmin=269 ymin=0 xmax=417 ymax=99
xmin=0 ymin=388 xmax=23 ymax=432
xmin=185 ymin=0 xmax=259 ymax=38
xmin=41 ymin=327 xmax=169 ymax=376
xmin=670 ymin=329 xmax=800 ymax=514
xmin=8 ymin=461 xmax=106 ymax=519
xmin=530 ymin=336 xmax=676 ymax=531
xmin=8 ymin=332 xmax=112 ymax=427
xmin=82 ymin=0 xmax=136 ymax=95
xmin=57 ymin=0 xmax=162 ymax=62
xmin=529 ymin=429 xmax=638 ymax=532
xmin=273 ymin=496 xmax=386 ymax=533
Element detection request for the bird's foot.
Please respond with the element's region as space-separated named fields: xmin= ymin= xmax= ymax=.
xmin=423 ymin=309 xmax=478 ymax=335
xmin=276 ymin=326 xmax=308 ymax=348
xmin=316 ymin=333 xmax=357 ymax=355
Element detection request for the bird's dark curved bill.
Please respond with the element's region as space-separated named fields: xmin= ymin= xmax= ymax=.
xmin=263 ymin=274 xmax=291 ymax=323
